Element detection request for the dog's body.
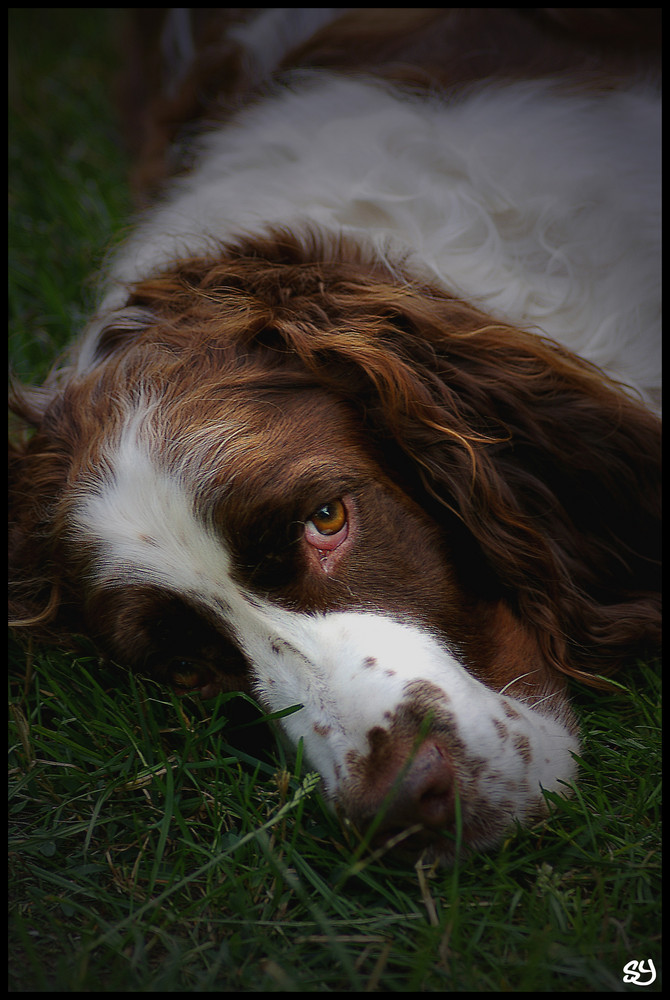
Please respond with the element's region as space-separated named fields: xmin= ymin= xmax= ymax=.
xmin=10 ymin=9 xmax=661 ymax=862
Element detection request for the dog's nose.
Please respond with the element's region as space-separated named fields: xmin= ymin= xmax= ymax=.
xmin=378 ymin=742 xmax=455 ymax=834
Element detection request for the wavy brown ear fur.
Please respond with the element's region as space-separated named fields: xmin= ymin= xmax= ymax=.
xmin=378 ymin=299 xmax=662 ymax=682
xmin=117 ymin=236 xmax=661 ymax=681
xmin=9 ymin=387 xmax=74 ymax=641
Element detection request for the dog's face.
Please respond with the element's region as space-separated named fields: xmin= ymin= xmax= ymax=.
xmin=59 ymin=367 xmax=578 ymax=862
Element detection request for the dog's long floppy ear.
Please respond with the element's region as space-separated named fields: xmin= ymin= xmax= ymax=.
xmin=315 ymin=281 xmax=661 ymax=684
xmin=9 ymin=378 xmax=70 ymax=639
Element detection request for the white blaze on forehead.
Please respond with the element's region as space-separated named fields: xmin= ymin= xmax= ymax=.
xmin=71 ymin=416 xmax=234 ymax=599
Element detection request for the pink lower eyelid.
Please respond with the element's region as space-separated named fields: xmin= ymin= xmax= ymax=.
xmin=304 ymin=520 xmax=348 ymax=550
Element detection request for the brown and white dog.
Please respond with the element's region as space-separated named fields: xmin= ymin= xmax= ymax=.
xmin=9 ymin=9 xmax=661 ymax=862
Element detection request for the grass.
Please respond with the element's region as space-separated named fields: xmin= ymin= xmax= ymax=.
xmin=9 ymin=8 xmax=132 ymax=381
xmin=8 ymin=10 xmax=662 ymax=992
xmin=8 ymin=645 xmax=662 ymax=992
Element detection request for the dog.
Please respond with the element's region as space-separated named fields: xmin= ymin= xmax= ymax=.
xmin=9 ymin=9 xmax=661 ymax=863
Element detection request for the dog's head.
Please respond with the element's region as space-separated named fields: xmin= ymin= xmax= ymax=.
xmin=9 ymin=235 xmax=661 ymax=858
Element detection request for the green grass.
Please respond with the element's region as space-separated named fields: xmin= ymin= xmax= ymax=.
xmin=8 ymin=647 xmax=662 ymax=991
xmin=9 ymin=8 xmax=132 ymax=381
xmin=8 ymin=10 xmax=662 ymax=992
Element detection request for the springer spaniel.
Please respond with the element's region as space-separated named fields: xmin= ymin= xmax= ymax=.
xmin=10 ymin=9 xmax=661 ymax=863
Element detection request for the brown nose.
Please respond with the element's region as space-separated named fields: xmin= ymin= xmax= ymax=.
xmin=355 ymin=742 xmax=456 ymax=843
xmin=384 ymin=742 xmax=455 ymax=830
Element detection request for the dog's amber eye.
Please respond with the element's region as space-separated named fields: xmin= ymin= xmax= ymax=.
xmin=307 ymin=499 xmax=347 ymax=536
xmin=169 ymin=660 xmax=201 ymax=691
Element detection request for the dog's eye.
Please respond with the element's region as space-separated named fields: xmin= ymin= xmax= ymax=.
xmin=169 ymin=660 xmax=201 ymax=690
xmin=307 ymin=499 xmax=347 ymax=536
